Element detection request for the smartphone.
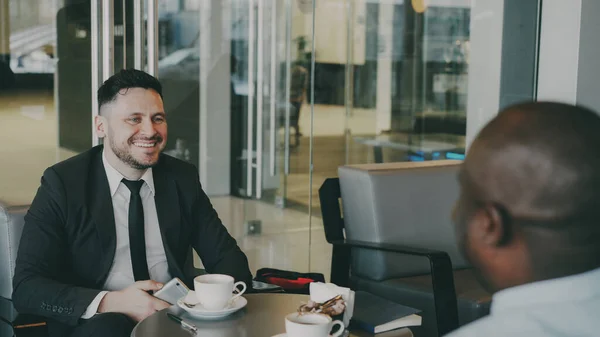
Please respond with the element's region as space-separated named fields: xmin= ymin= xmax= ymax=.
xmin=252 ymin=280 xmax=283 ymax=292
xmin=153 ymin=278 xmax=190 ymax=305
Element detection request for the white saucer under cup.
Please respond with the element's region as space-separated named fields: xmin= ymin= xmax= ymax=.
xmin=177 ymin=292 xmax=248 ymax=319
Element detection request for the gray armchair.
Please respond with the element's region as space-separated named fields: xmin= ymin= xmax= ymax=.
xmin=1 ymin=202 xmax=36 ymax=336
xmin=319 ymin=162 xmax=491 ymax=337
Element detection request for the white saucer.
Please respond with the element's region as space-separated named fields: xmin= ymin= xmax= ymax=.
xmin=176 ymin=291 xmax=247 ymax=319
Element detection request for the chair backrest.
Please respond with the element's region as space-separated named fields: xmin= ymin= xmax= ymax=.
xmin=337 ymin=161 xmax=469 ymax=281
xmin=0 ymin=202 xmax=28 ymax=301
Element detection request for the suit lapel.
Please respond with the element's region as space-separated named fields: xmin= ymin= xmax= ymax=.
xmin=152 ymin=157 xmax=184 ymax=277
xmin=88 ymin=148 xmax=117 ymax=284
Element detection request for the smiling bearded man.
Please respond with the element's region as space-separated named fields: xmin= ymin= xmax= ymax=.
xmin=12 ymin=69 xmax=253 ymax=337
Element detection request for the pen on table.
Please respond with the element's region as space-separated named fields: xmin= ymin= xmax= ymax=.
xmin=167 ymin=313 xmax=198 ymax=333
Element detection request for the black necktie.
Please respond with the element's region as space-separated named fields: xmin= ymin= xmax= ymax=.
xmin=122 ymin=179 xmax=150 ymax=281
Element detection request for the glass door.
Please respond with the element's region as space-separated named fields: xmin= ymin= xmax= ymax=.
xmin=186 ymin=0 xmax=315 ymax=274
xmin=237 ymin=0 xmax=314 ymax=209
xmin=233 ymin=0 xmax=315 ymax=273
xmin=231 ymin=0 xmax=289 ymax=206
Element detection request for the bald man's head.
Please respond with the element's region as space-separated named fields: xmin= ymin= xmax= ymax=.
xmin=454 ymin=102 xmax=600 ymax=292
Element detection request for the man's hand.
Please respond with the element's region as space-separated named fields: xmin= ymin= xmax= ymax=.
xmin=98 ymin=280 xmax=170 ymax=322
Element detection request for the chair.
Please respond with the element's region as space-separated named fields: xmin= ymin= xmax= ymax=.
xmin=1 ymin=202 xmax=49 ymax=337
xmin=319 ymin=161 xmax=491 ymax=337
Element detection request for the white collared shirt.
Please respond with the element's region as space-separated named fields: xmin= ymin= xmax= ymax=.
xmin=445 ymin=267 xmax=600 ymax=337
xmin=81 ymin=151 xmax=172 ymax=318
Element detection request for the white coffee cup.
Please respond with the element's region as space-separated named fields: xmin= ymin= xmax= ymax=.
xmin=193 ymin=274 xmax=247 ymax=310
xmin=285 ymin=313 xmax=345 ymax=337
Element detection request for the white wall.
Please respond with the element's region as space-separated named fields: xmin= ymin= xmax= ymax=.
xmin=536 ymin=0 xmax=600 ymax=113
xmin=536 ymin=0 xmax=582 ymax=104
xmin=313 ymin=0 xmax=366 ymax=65
xmin=291 ymin=0 xmax=366 ymax=65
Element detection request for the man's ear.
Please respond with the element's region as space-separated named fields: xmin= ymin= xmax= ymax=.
xmin=95 ymin=115 xmax=107 ymax=138
xmin=471 ymin=204 xmax=512 ymax=247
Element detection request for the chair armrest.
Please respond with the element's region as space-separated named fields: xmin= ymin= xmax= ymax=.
xmin=0 ymin=315 xmax=13 ymax=336
xmin=332 ymin=239 xmax=459 ymax=336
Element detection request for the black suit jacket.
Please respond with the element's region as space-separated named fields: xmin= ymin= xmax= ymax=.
xmin=12 ymin=146 xmax=253 ymax=335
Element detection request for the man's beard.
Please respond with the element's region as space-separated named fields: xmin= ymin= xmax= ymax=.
xmin=109 ymin=136 xmax=163 ymax=170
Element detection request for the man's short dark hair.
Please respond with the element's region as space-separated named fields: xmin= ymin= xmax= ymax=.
xmin=97 ymin=69 xmax=163 ymax=113
xmin=471 ymin=101 xmax=600 ymax=242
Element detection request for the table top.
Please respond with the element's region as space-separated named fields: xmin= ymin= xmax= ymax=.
xmin=131 ymin=293 xmax=413 ymax=337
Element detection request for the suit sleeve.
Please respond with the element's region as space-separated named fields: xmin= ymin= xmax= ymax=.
xmin=12 ymin=168 xmax=101 ymax=326
xmin=190 ymin=175 xmax=253 ymax=286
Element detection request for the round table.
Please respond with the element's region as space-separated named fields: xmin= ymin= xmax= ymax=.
xmin=131 ymin=293 xmax=413 ymax=337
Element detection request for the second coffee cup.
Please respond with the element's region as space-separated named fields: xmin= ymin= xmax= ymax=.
xmin=285 ymin=312 xmax=345 ymax=337
xmin=194 ymin=274 xmax=247 ymax=310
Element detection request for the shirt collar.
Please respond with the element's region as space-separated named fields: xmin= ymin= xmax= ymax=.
xmin=491 ymin=266 xmax=600 ymax=315
xmin=102 ymin=150 xmax=155 ymax=197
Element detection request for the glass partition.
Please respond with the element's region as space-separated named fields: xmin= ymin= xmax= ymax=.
xmin=0 ymin=0 xmax=541 ymax=282
xmin=308 ymin=0 xmax=472 ymax=276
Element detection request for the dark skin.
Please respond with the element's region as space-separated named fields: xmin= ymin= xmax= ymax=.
xmin=453 ymin=102 xmax=600 ymax=293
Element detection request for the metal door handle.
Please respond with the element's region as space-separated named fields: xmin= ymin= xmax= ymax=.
xmin=256 ymin=0 xmax=264 ymax=199
xmin=147 ymin=0 xmax=158 ymax=76
xmin=269 ymin=0 xmax=277 ymax=177
xmin=91 ymin=0 xmax=101 ymax=146
xmin=284 ymin=0 xmax=293 ymax=176
xmin=246 ymin=0 xmax=256 ymax=196
xmin=102 ymin=0 xmax=114 ymax=81
xmin=133 ymin=0 xmax=143 ymax=69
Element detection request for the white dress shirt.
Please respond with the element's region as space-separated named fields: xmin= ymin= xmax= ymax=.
xmin=81 ymin=152 xmax=172 ymax=318
xmin=445 ymin=266 xmax=600 ymax=337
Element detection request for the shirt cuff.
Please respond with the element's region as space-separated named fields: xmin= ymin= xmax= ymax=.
xmin=81 ymin=291 xmax=109 ymax=319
